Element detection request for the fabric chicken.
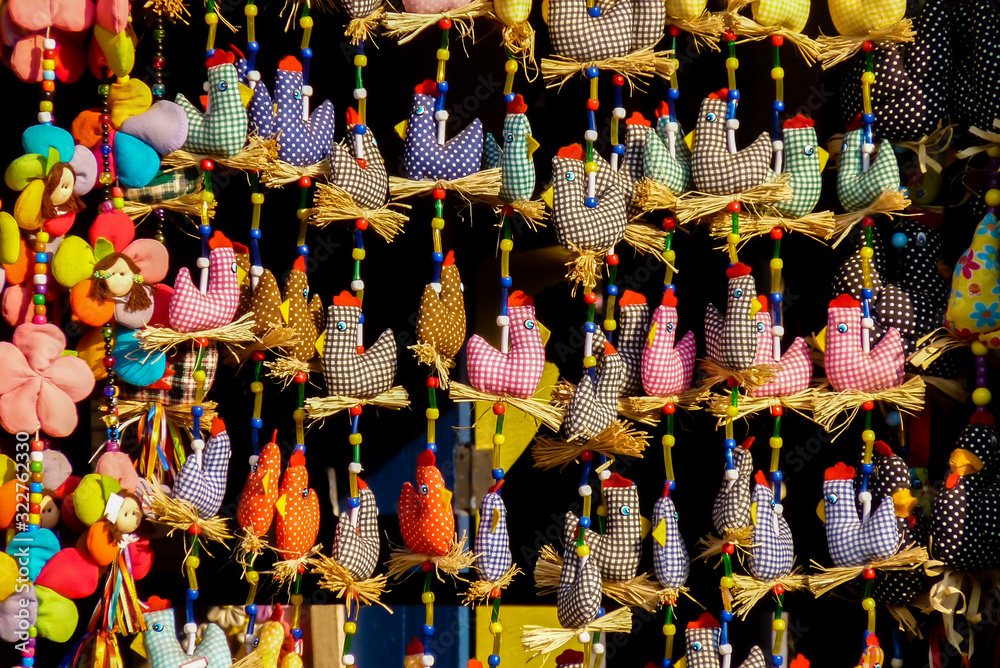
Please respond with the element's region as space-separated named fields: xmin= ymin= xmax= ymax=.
xmin=752 ymin=0 xmax=809 ymax=31
xmin=550 ymin=145 xmax=629 ymax=254
xmin=171 ymin=417 xmax=231 ymax=518
xmin=748 ymin=471 xmax=793 ymax=581
xmin=773 ymin=115 xmax=827 ymax=218
xmin=836 ymin=118 xmax=901 ymax=212
xmin=328 ymin=108 xmax=389 ymax=211
xmin=466 ymin=290 xmax=545 ymax=398
xmin=249 ymin=258 xmax=323 ymax=361
xmin=946 ymin=213 xmax=1000 ymax=348
xmin=545 ymin=0 xmax=663 ymax=62
xmin=691 ymin=90 xmax=771 ymax=195
xmin=642 ymin=288 xmax=697 ymax=397
xmin=143 ymin=609 xmax=232 ymax=668
xmin=615 ymin=290 xmax=649 ymax=396
xmin=645 ymin=101 xmax=692 ymax=196
xmin=823 ymin=295 xmax=905 ymax=393
xmin=948 ymin=0 xmax=999 ymax=132
xmin=682 ymin=614 xmax=767 ymax=668
xmin=712 ymin=437 xmax=754 ymax=534
xmin=556 ymin=529 xmax=602 ymax=628
xmin=332 ymin=478 xmax=380 ymax=581
xmin=651 ymin=482 xmax=690 ymax=591
xmin=175 ymin=50 xmax=248 ymax=158
xmin=828 ymin=0 xmax=904 ymax=36
xmin=822 ymin=462 xmax=900 ymax=567
xmin=562 ymin=337 xmax=623 ymax=440
xmin=237 ymin=434 xmax=282 ymax=536
xmin=275 ymin=450 xmax=320 ymax=560
xmin=398 ymin=450 xmax=455 ymax=556
xmin=474 ymin=482 xmax=513 ymax=582
xmin=415 ymin=251 xmax=466 ymax=364
xmin=168 ymin=231 xmax=240 ymax=333
xmin=563 ymin=473 xmax=641 ymax=581
xmin=248 ymin=56 xmax=336 ymax=166
xmin=482 ymin=94 xmax=538 ymax=203
xmin=705 ymin=263 xmax=763 ymax=371
xmin=401 ymin=80 xmax=483 ymax=181
xmin=321 ymin=291 xmax=397 ymax=398
xmin=749 ymin=297 xmax=813 ymax=397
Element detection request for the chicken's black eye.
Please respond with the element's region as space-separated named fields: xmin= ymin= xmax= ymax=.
xmin=301 ymin=488 xmax=309 ymax=498
xmin=336 ymin=321 xmax=347 ymax=332
xmin=837 ymin=323 xmax=848 ymax=334
xmin=705 ymin=112 xmax=716 ymax=122
xmin=673 ymin=511 xmax=679 ymax=521
xmin=218 ymin=80 xmax=228 ymax=91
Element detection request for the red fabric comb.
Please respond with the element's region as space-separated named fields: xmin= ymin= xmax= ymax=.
xmin=726 ymin=262 xmax=752 ymax=278
xmin=208 ymin=230 xmax=232 ymax=249
xmin=210 ymin=417 xmax=226 ymax=437
xmin=619 ymin=289 xmax=646 ymax=306
xmin=708 ymin=88 xmax=730 ymax=100
xmin=626 ymin=111 xmax=651 ymax=127
xmin=232 ymin=241 xmax=249 ymax=255
xmin=874 ymin=440 xmax=893 ymax=457
xmin=662 ymin=289 xmax=678 ymax=307
xmin=846 ymin=113 xmax=864 ymax=133
xmin=754 ymin=470 xmax=769 ymax=487
xmin=417 ymin=450 xmax=436 ymax=467
xmin=333 ymin=290 xmax=362 ymax=307
xmin=790 ymin=656 xmax=810 ymax=668
xmin=756 ymin=295 xmax=769 ymax=312
xmin=443 ymin=250 xmax=456 ymax=266
xmin=507 ymin=94 xmax=528 ymax=114
xmin=783 ymin=114 xmax=814 ymax=129
xmin=346 ymin=107 xmax=361 ymax=126
xmin=557 ymin=144 xmax=584 ymax=160
xmin=742 ymin=436 xmax=755 ymax=450
xmin=206 ymin=50 xmax=235 ymax=68
xmin=414 ymin=79 xmax=438 ymax=95
xmin=277 ymin=56 xmax=303 ymax=72
xmin=825 ymin=462 xmax=855 ymax=480
xmin=488 ymin=479 xmax=505 ymax=494
xmin=829 ymin=294 xmax=861 ymax=309
xmin=357 ymin=477 xmax=368 ymax=490
xmin=406 ymin=638 xmax=424 ymax=655
xmin=656 ymin=100 xmax=670 ymax=118
xmin=688 ymin=612 xmax=720 ymax=628
xmin=556 ymin=650 xmax=585 ymax=665
xmin=289 ymin=450 xmax=306 ymax=468
xmin=293 ymin=256 xmax=306 ymax=273
xmin=603 ymin=341 xmax=617 ymax=355
xmin=508 ymin=290 xmax=534 ymax=307
xmin=602 ymin=472 xmax=633 ymax=488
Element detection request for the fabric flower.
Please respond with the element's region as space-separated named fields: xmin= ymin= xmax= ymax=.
xmin=977 ymin=244 xmax=999 ymax=271
xmin=0 ymin=323 xmax=95 ymax=437
xmin=961 ymin=257 xmax=982 ymax=280
xmin=973 ymin=302 xmax=1000 ymax=329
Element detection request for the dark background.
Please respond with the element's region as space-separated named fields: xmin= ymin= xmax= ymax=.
xmin=1 ymin=0 xmax=997 ymax=666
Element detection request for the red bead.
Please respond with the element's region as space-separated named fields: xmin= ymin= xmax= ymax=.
xmin=726 ymin=376 xmax=740 ymax=388
xmin=152 ymin=56 xmax=165 ymax=68
xmin=427 ymin=377 xmax=440 ymax=388
xmin=43 ymin=49 xmax=55 ymax=59
xmin=493 ymin=403 xmax=505 ymax=416
xmin=432 ymin=188 xmax=447 ymax=200
xmin=770 ymin=35 xmax=784 ymax=47
xmin=355 ymin=219 xmax=368 ymax=231
xmin=862 ymin=41 xmax=874 ymax=52
xmin=612 ymin=74 xmax=625 ymax=86
xmin=200 ymin=159 xmax=214 ymax=172
xmin=188 ymin=523 xmax=202 ymax=535
xmin=586 ymin=99 xmax=599 ymax=111
xmin=490 ymin=587 xmax=502 ymax=599
xmin=195 ymin=337 xmax=209 ymax=348
xmin=251 ymin=350 xmax=266 ymax=362
xmin=501 ymin=205 xmax=515 ymax=217
xmin=668 ymin=25 xmax=682 ymax=37
xmin=769 ymin=227 xmax=783 ymax=241
xmin=662 ymin=403 xmax=676 ymax=415
xmin=725 ymin=29 xmax=736 ymax=41
xmin=421 ymin=560 xmax=435 ymax=572
xmin=770 ymin=406 xmax=783 ymax=417
xmin=862 ymin=400 xmax=875 ymax=411
xmin=662 ymin=217 xmax=677 ymax=231
xmin=298 ymin=176 xmax=312 ymax=188
xmin=355 ymin=158 xmax=368 ymax=170
xmin=862 ymin=568 xmax=876 ymax=580
xmin=721 ymin=542 xmax=735 ymax=555
xmin=349 ymin=405 xmax=363 ymax=416
xmin=772 ymin=583 xmax=785 ymax=595
xmin=861 ymin=216 xmax=875 ymax=227
xmin=30 ymin=440 xmax=44 ymax=451
xmin=606 ymin=254 xmax=619 ymax=266
xmin=42 ymin=81 xmax=55 ymax=92
xmin=580 ymin=450 xmax=593 ymax=461
xmin=29 ymin=504 xmax=40 ymax=514
xmin=99 ymin=114 xmax=110 ymax=125
xmin=294 ymin=372 xmax=308 ymax=384
xmin=111 ymin=187 xmax=124 ymax=198
xmin=437 ymin=17 xmax=452 ymax=29
xmin=103 ymin=356 xmax=115 ymax=368
xmin=583 ymin=292 xmax=597 ymax=305
xmin=298 ymin=564 xmax=307 ymax=574
xmin=727 ymin=201 xmax=741 ymax=213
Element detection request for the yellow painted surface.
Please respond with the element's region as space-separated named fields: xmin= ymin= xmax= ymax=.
xmin=474 ymin=605 xmax=569 ymax=667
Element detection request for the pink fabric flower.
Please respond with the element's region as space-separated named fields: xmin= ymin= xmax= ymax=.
xmin=0 ymin=323 xmax=95 ymax=437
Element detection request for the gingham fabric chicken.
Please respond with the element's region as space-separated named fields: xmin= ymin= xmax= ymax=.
xmin=237 ymin=434 xmax=282 ymax=536
xmin=748 ymin=471 xmax=793 ymax=581
xmin=836 ymin=117 xmax=901 ymax=212
xmin=401 ymin=80 xmax=483 ymax=181
xmin=328 ymin=108 xmax=389 ymax=211
xmin=332 ymin=478 xmax=380 ymax=581
xmin=691 ymin=90 xmax=771 ymax=195
xmin=466 ymin=290 xmax=545 ymax=398
xmin=704 ymin=263 xmax=763 ymax=371
xmin=557 ymin=519 xmax=602 ymax=628
xmin=828 ymin=0 xmax=905 ymax=36
xmin=172 ymin=417 xmax=231 ymax=518
xmin=824 ymin=295 xmax=905 ymax=393
xmin=175 ymin=50 xmax=248 ymax=158
xmin=546 ymin=0 xmax=664 ymax=62
xmin=642 ymin=288 xmax=697 ymax=397
xmin=712 ymin=437 xmax=754 ymax=533
xmin=322 ymin=291 xmax=397 ymax=399
xmin=168 ymin=231 xmax=241 ymax=333
xmin=651 ymin=482 xmax=690 ymax=591
xmin=474 ymin=482 xmax=513 ymax=582
xmin=615 ymin=290 xmax=650 ymax=397
xmin=482 ymin=95 xmax=538 ymax=203
xmin=398 ymin=450 xmax=455 ymax=556
xmin=749 ymin=298 xmax=813 ymax=398
xmin=563 ymin=473 xmax=641 ymax=581
xmin=562 ymin=336 xmax=623 ymax=440
xmin=773 ymin=115 xmax=826 ymax=218
xmin=415 ymin=251 xmax=466 ymax=362
xmin=752 ymin=0 xmax=810 ymax=31
xmin=143 ymin=609 xmax=232 ymax=668
xmin=554 ymin=650 xmax=585 ymax=668
xmin=645 ymin=101 xmax=692 ymax=196
xmin=822 ymin=462 xmax=900 ymax=567
xmin=275 ymin=450 xmax=320 ymax=560
xmin=550 ymin=145 xmax=630 ymax=254
xmin=683 ymin=614 xmax=767 ymax=668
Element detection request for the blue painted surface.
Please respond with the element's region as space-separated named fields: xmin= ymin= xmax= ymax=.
xmin=352 ymin=605 xmax=469 ymax=668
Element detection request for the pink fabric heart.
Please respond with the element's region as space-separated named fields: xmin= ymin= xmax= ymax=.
xmin=8 ymin=0 xmax=95 ymax=33
xmin=94 ymin=0 xmax=127 ymax=32
xmin=0 ymin=323 xmax=95 ymax=437
xmin=8 ymin=32 xmax=86 ymax=84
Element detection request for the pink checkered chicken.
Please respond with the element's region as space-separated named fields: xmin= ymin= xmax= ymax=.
xmin=641 ymin=288 xmax=697 ymax=397
xmin=823 ymin=294 xmax=904 ymax=393
xmin=466 ymin=290 xmax=545 ymax=399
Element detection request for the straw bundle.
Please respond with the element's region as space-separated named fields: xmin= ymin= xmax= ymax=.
xmin=634 ymin=177 xmax=679 ymax=213
xmin=448 ymin=381 xmax=565 ymax=431
xmin=696 ymin=526 xmax=754 ymax=561
xmin=311 ymin=553 xmax=391 ymax=613
xmin=554 ymin=383 xmax=704 ymax=425
xmin=831 ymin=189 xmax=912 ymax=247
xmin=305 ymin=386 xmax=410 ymax=422
xmin=383 ymin=0 xmax=492 ymax=43
xmin=118 ymin=400 xmax=218 ymax=430
xmin=709 ymin=210 xmax=836 ymax=246
xmin=698 ymin=358 xmax=778 ymax=391
xmin=462 ymin=565 xmax=522 ymax=606
xmin=809 ymin=546 xmax=929 ymax=597
xmin=148 ymin=484 xmax=233 ymax=546
xmin=265 ymin=355 xmax=321 ymax=388
xmin=817 ymin=19 xmax=915 ymax=69
xmin=386 ymin=533 xmax=477 ymax=581
xmin=311 ymin=182 xmax=410 ymax=243
xmin=541 ymin=46 xmax=676 ymax=91
xmin=665 ymin=13 xmax=725 ymax=51
xmin=409 ymin=341 xmax=457 ymax=388
xmin=564 ymin=247 xmax=603 ymax=295
xmin=226 ymin=327 xmax=302 ymax=367
xmin=143 ymin=0 xmax=191 ymax=23
xmin=236 ymin=528 xmax=269 ymax=571
xmin=162 ymin=136 xmax=278 ymax=172
xmin=624 ymin=221 xmax=669 ymax=260
xmin=346 ymin=5 xmax=385 ymax=44
xmin=260 ymin=159 xmax=330 ymax=188
xmin=388 ymin=169 xmax=502 ymax=201
xmin=731 ymin=571 xmax=809 ymax=619
xmin=907 ymin=328 xmax=968 ymax=371
xmin=727 ymin=16 xmax=821 ymax=64
xmin=705 ymin=388 xmax=819 ymax=424
xmin=811 ymin=376 xmax=926 ymax=438
xmin=478 ymin=197 xmax=547 ymax=230
xmin=894 ymin=124 xmax=955 ymax=174
xmin=500 ymin=21 xmax=537 ymax=69
xmin=270 ymin=545 xmax=323 ymax=586
xmin=532 ymin=420 xmax=650 ymax=470
xmin=676 ymin=175 xmax=792 ymax=224
xmin=136 ymin=313 xmax=259 ymax=356
xmin=122 ymin=192 xmax=215 ymax=222
xmin=534 ymin=545 xmax=663 ymax=611
xmin=521 ymin=607 xmax=632 ymax=658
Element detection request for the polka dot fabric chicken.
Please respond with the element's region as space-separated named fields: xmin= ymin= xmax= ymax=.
xmin=398 ymin=450 xmax=455 ymax=557
xmin=237 ymin=434 xmax=282 ymax=537
xmin=275 ymin=450 xmax=320 ymax=560
xmin=415 ymin=251 xmax=466 ymax=367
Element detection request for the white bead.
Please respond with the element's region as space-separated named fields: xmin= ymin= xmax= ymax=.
xmin=612 ymin=107 xmax=626 ymax=119
xmin=184 ymin=623 xmax=199 ymax=635
xmin=719 ymin=644 xmax=733 ymax=656
xmin=891 ymin=660 xmax=904 ymax=668
xmin=858 ymin=491 xmax=872 ymax=503
xmin=250 ymin=265 xmax=264 ymax=276
xmin=421 ymin=655 xmax=435 ymax=666
xmin=37 ymin=112 xmax=52 ymax=123
xmin=862 ymin=143 xmax=875 ymax=155
xmin=599 ymin=470 xmax=611 ymax=480
xmin=342 ymin=654 xmax=356 ymax=665
xmin=429 ymin=282 xmax=442 ymax=294
xmin=43 ymin=38 xmax=56 ymax=49
xmin=351 ymin=280 xmax=365 ymax=292
xmin=726 ymin=119 xmax=740 ymax=130
xmin=862 ymin=317 xmax=874 ymax=329
xmin=191 ymin=439 xmax=205 ymax=451
xmin=434 ymin=110 xmax=449 ymax=122
xmin=301 ymin=85 xmax=313 ymax=97
xmin=771 ymin=325 xmax=784 ymax=336
xmin=773 ymin=503 xmax=783 ymax=515
xmin=578 ymin=484 xmax=592 ymax=497
xmin=203 ymin=81 xmax=210 ymax=92
xmin=33 ymin=274 xmax=47 ymax=285
xmin=772 ymin=140 xmax=784 ymax=150
xmin=666 ymin=121 xmax=678 ymax=132
xmin=577 ymin=632 xmax=591 ymax=644
xmin=593 ymin=643 xmax=605 ymax=655
xmin=496 ymin=315 xmax=510 ymax=327
xmin=30 ymin=451 xmax=43 ymax=462
xmin=196 ymin=257 xmax=211 ymax=269
xmin=248 ymin=70 xmax=261 ymax=82
xmin=725 ymin=469 xmax=739 ymax=481
xmin=584 ymin=130 xmax=598 ymax=142
xmin=248 ymin=455 xmax=259 ymax=466
xmin=348 ymin=462 xmax=363 ymax=474
xmin=353 ymin=88 xmax=367 ymax=99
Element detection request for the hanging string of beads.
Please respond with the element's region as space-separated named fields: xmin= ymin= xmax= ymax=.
xmin=39 ymin=33 xmax=56 ymax=126
xmin=610 ymin=75 xmax=625 ymax=170
xmin=297 ymin=175 xmax=312 ymax=275
xmin=151 ymin=17 xmax=167 ymax=99
xmin=18 ymin=437 xmax=44 ymax=668
xmin=355 ymin=41 xmax=368 ymax=123
xmin=584 ymin=67 xmax=599 ymax=204
xmin=718 ymin=538 xmax=736 ymax=668
xmin=576 ymin=451 xmax=596 ymax=663
xmin=435 ymin=19 xmax=451 ymax=145
xmin=860 ymin=41 xmax=876 ymax=172
xmin=859 ymin=215 xmax=876 ymax=353
xmin=299 ymin=3 xmax=314 ymax=111
xmin=973 ymin=162 xmax=999 ymax=413
xmin=723 ymin=29 xmax=739 ymax=156
xmin=770 ymin=583 xmax=787 ymax=667
xmin=770 ymin=35 xmax=785 ymax=173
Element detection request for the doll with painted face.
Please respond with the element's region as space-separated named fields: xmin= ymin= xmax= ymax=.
xmin=88 ymin=252 xmax=155 ymax=329
xmin=39 ymin=162 xmax=86 ymax=237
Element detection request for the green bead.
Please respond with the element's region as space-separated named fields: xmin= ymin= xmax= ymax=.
xmin=32 ymin=294 xmax=44 ymax=305
xmin=153 ymin=28 xmax=166 ymax=41
xmin=101 ymin=326 xmax=114 ymax=339
xmin=154 ymin=235 xmax=166 ymax=244
xmin=97 ymin=84 xmax=110 ymax=96
xmin=29 ymin=462 xmax=42 ymax=472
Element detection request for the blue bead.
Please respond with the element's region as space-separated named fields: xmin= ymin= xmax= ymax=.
xmin=424 ymin=624 xmax=435 ymax=636
xmin=432 ymin=252 xmax=445 ymax=262
xmin=862 ymin=462 xmax=874 ymax=474
xmin=358 ymin=313 xmax=365 ymax=323
xmin=192 ymin=405 xmax=204 ymax=417
xmin=612 ymin=144 xmax=626 ymax=155
xmin=585 ymin=67 xmax=599 ymax=78
xmin=886 ymin=411 xmax=901 ymax=427
xmin=291 ymin=628 xmax=304 ymax=639
xmin=348 ymin=496 xmax=361 ymax=508
xmin=588 ymin=5 xmax=601 ymax=16
xmin=251 ymin=418 xmax=263 ymax=429
xmin=772 ymin=656 xmax=783 ymax=666
xmin=585 ymin=197 xmax=598 ymax=209
xmin=35 ymin=253 xmax=46 ymax=263
xmin=724 ymin=438 xmax=737 ymax=449
xmin=437 ymin=81 xmax=449 ymax=92
xmin=199 ymin=225 xmax=212 ymax=236
xmin=773 ymin=100 xmax=785 ymax=112
xmin=500 ymin=276 xmax=513 ymax=287
xmin=246 ymin=604 xmax=258 ymax=615
xmin=721 ymin=610 xmax=733 ymax=622
xmin=664 ymin=284 xmax=675 ymax=293
xmin=354 ymin=124 xmax=368 ymax=135
xmin=248 ymin=41 xmax=260 ymax=53
xmin=205 ymin=49 xmax=216 ymax=59
xmin=728 ymin=89 xmax=740 ymax=100
xmin=771 ymin=470 xmax=783 ymax=481
xmin=187 ymin=588 xmax=199 ymax=600
xmin=427 ymin=443 xmax=437 ymax=453
xmin=504 ymin=93 xmax=516 ymax=103
xmin=668 ymin=88 xmax=680 ymax=100
xmin=23 ymin=659 xmax=34 ymax=667
xmin=862 ymin=113 xmax=875 ymax=124
xmin=668 ymin=479 xmax=676 ymax=490
xmin=861 ymin=288 xmax=874 ymax=300
xmin=662 ymin=660 xmax=672 ymax=668
xmin=579 ymin=516 xmax=591 ymax=528
xmin=301 ymin=47 xmax=314 ymax=59
xmin=30 ymin=483 xmax=42 ymax=494
xmin=891 ymin=232 xmax=908 ymax=248
xmin=771 ymin=293 xmax=782 ymax=304
xmin=297 ymin=244 xmax=309 ymax=256
xmin=489 ymin=655 xmax=502 ymax=667
xmin=100 ymin=144 xmax=112 ymax=156
xmin=249 ymin=228 xmax=262 ymax=239
xmin=152 ymin=84 xmax=166 ymax=96
xmin=585 ymin=322 xmax=597 ymax=333
xmin=103 ymin=385 xmax=116 ymax=397
xmin=607 ymin=285 xmax=618 ymax=296
xmin=491 ymin=468 xmax=505 ymax=480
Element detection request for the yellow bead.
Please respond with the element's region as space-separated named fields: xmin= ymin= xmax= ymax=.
xmin=860 ymin=246 xmax=874 ymax=259
xmin=291 ymin=594 xmax=304 ymax=606
xmin=205 ymin=12 xmax=218 ymax=24
xmin=348 ymin=433 xmax=362 ymax=445
xmin=664 ymin=250 xmax=676 ymax=262
xmin=431 ymin=217 xmax=445 ymax=229
xmin=860 ymin=71 xmax=875 ymax=85
xmin=986 ymin=190 xmax=1000 ymax=208
xmin=352 ymin=248 xmax=366 ymax=261
xmin=726 ymin=405 xmax=738 ymax=417
xmin=354 ymin=55 xmax=368 ymax=67
xmin=861 ymin=597 xmax=876 ymax=611
xmin=193 ymin=370 xmax=207 ymax=384
xmin=436 ymin=48 xmax=450 ymax=61
xmin=720 ymin=576 xmax=734 ymax=589
xmin=426 ymin=408 xmax=440 ymax=420
xmin=596 ymin=505 xmax=607 ymax=516
xmin=28 ymin=514 xmax=40 ymax=525
xmin=202 ymin=190 xmax=215 ymax=203
xmin=504 ymin=60 xmax=518 ymax=73
xmin=344 ymin=622 xmax=357 ymax=634
xmin=250 ymin=381 xmax=264 ymax=393
xmin=576 ymin=545 xmax=590 ymax=557
xmin=246 ymin=570 xmax=259 ymax=584
xmin=770 ymin=67 xmax=784 ymax=80
xmin=99 ymin=172 xmax=114 ymax=185
xmin=490 ymin=622 xmax=503 ymax=634
xmin=251 ymin=193 xmax=265 ymax=205
xmin=39 ymin=101 xmax=53 ymax=112
xmin=186 ymin=555 xmax=201 ymax=570
xmin=972 ymin=341 xmax=989 ymax=357
xmin=293 ymin=409 xmax=305 ymax=421
xmin=29 ymin=493 xmax=43 ymax=504
xmin=769 ymin=436 xmax=782 ymax=448
xmin=973 ymin=387 xmax=992 ymax=407
xmin=727 ymin=233 xmax=740 ymax=245
xmin=663 ymin=623 xmax=676 ymax=636
xmin=584 ymin=356 xmax=597 ymax=368
xmin=726 ymin=57 xmax=739 ymax=70
xmin=772 ymin=619 xmax=786 ymax=631
xmin=421 ymin=591 xmax=435 ymax=604
xmin=42 ymin=59 xmax=55 ymax=70
xmin=297 ymin=208 xmax=310 ymax=220
xmin=245 ymin=4 xmax=258 ymax=15
xmin=603 ymin=319 xmax=617 ymax=331
xmin=36 ymin=232 xmax=50 ymax=243
xmin=662 ymin=434 xmax=675 ymax=447
xmin=770 ymin=258 xmax=783 ymax=270
xmin=499 ymin=238 xmax=514 ymax=252
xmin=493 ymin=433 xmax=505 ymax=446
xmin=862 ymin=430 xmax=875 ymax=443
xmin=584 ymin=161 xmax=599 ymax=173
xmin=299 ymin=16 xmax=314 ymax=28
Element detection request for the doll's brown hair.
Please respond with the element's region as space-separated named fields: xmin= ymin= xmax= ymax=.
xmin=88 ymin=253 xmax=152 ymax=312
xmin=41 ymin=163 xmax=86 ymax=220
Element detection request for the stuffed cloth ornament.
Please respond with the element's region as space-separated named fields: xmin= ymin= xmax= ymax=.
xmin=556 ymin=536 xmax=602 ymax=628
xmin=123 ymin=167 xmax=202 ymax=205
xmin=327 ymin=108 xmax=389 ymax=210
xmin=125 ymin=341 xmax=219 ymax=403
xmin=120 ymin=101 xmax=189 ymax=156
xmin=618 ymin=113 xmax=652 ymax=187
xmin=836 ymin=123 xmax=901 ymax=212
xmin=171 ymin=418 xmax=230 ymax=518
xmin=332 ymin=479 xmax=380 ymax=580
xmin=712 ymin=438 xmax=754 ymax=533
xmin=691 ymin=90 xmax=771 ymax=196
xmin=750 ymin=300 xmax=813 ymax=397
xmin=176 ymin=50 xmax=249 ymax=158
xmin=143 ymin=609 xmax=232 ymax=668
xmin=828 ymin=0 xmax=905 ymax=36
xmin=683 ymin=614 xmax=767 ymax=668
xmin=840 ymin=0 xmax=949 ymax=142
xmin=4 ymin=29 xmax=87 ymax=84
xmin=752 ymin=0 xmax=809 ymax=31
xmin=7 ymin=0 xmax=94 ymax=32
xmin=946 ymin=213 xmax=1000 ymax=346
xmin=551 ymin=145 xmax=629 ymax=253
xmin=275 ymin=450 xmax=320 ymax=560
xmin=249 ymin=258 xmax=322 ymax=360
xmin=321 ymin=291 xmax=397 ymax=398
xmin=824 ymin=295 xmax=904 ymax=393
xmin=615 ymin=290 xmax=648 ymax=396
xmin=483 ymin=95 xmax=538 ymax=203
xmin=399 ymin=450 xmax=455 ymax=556
xmin=415 ymin=252 xmax=466 ymax=360
xmin=546 ymin=0 xmax=663 ymax=61
xmin=704 ymin=263 xmax=762 ymax=371
xmin=823 ymin=463 xmax=901 ymax=567
xmin=562 ymin=336 xmax=623 ymax=440
xmin=168 ymin=231 xmax=240 ymax=333
xmin=645 ymin=102 xmax=692 ymax=196
xmin=237 ymin=437 xmax=282 ymax=536
xmin=402 ymin=81 xmax=483 ymax=181
xmin=475 ymin=483 xmax=512 ymax=582
xmin=948 ymin=0 xmax=999 ymax=133
xmin=773 ymin=115 xmax=826 ymax=218
xmin=249 ymin=269 xmax=284 ymax=334
xmin=651 ymin=483 xmax=689 ymax=590
xmin=642 ymin=288 xmax=697 ymax=396
xmin=401 ymin=0 xmax=465 ymax=12
xmin=555 ymin=650 xmax=585 ymax=668
xmin=466 ymin=290 xmax=545 ymax=398
xmin=249 ymin=57 xmax=335 ymax=167
xmin=748 ymin=471 xmax=793 ymax=580
xmin=563 ymin=473 xmax=641 ymax=581
xmin=0 ymin=582 xmax=78 ymax=643
xmin=931 ymin=419 xmax=1000 ymax=570
xmin=343 ymin=0 xmax=381 ymax=17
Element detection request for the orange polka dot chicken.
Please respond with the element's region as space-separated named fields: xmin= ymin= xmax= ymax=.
xmin=398 ymin=450 xmax=455 ymax=557
xmin=275 ymin=450 xmax=320 ymax=560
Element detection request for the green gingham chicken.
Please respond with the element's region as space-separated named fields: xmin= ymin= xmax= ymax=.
xmin=483 ymin=94 xmax=540 ymax=203
xmin=644 ymin=101 xmax=692 ymax=195
xmin=772 ymin=114 xmax=828 ymax=218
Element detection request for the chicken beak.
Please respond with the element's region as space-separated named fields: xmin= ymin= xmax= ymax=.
xmin=537 ymin=320 xmax=552 ymax=346
xmin=526 ymin=134 xmax=540 ymax=157
xmin=891 ymin=489 xmax=918 ymax=518
xmin=279 ymin=299 xmax=291 ymax=325
xmin=750 ymin=297 xmax=763 ymax=318
xmin=441 ymin=488 xmax=453 ymax=508
xmin=315 ymin=331 xmax=325 ymax=357
xmin=646 ymin=321 xmax=658 ymax=348
xmin=237 ymin=264 xmax=248 ymax=286
xmin=394 ymin=120 xmax=409 ymax=140
xmin=491 ymin=507 xmax=501 ymax=533
xmin=817 ymin=147 xmax=830 ymax=172
xmin=640 ymin=515 xmax=652 ymax=539
xmin=275 ymin=494 xmax=287 ymax=518
xmin=814 ymin=326 xmax=827 ymax=353
xmin=239 ymin=83 xmax=254 ymax=107
xmin=815 ymin=499 xmax=826 ymax=524
xmin=651 ymin=518 xmax=667 ymax=547
xmin=684 ymin=130 xmax=695 ymax=152
xmin=949 ymin=448 xmax=983 ymax=476
xmin=540 ymin=185 xmax=554 ymax=209
xmin=750 ymin=501 xmax=757 ymax=526
xmin=262 ymin=470 xmax=271 ymax=496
